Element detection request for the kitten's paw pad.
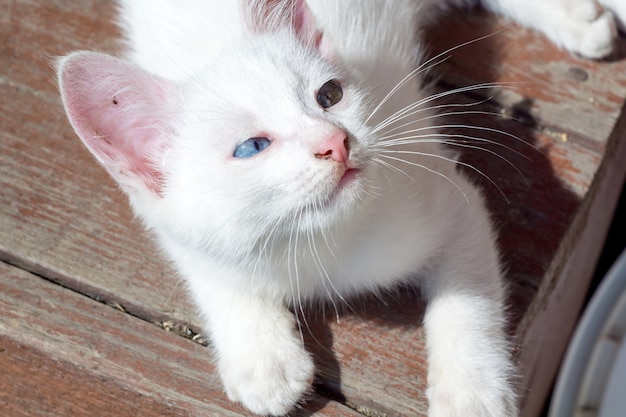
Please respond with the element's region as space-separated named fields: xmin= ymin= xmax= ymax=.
xmin=220 ymin=343 xmax=315 ymax=416
xmin=578 ymin=11 xmax=616 ymax=58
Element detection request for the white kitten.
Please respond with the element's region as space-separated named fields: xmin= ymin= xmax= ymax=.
xmin=57 ymin=0 xmax=623 ymax=416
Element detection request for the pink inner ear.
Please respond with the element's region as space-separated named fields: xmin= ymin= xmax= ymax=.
xmin=58 ymin=52 xmax=177 ymax=197
xmin=292 ymin=0 xmax=322 ymax=48
xmin=244 ymin=0 xmax=323 ymax=50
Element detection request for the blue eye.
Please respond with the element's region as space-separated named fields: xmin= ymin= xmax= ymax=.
xmin=233 ymin=137 xmax=271 ymax=158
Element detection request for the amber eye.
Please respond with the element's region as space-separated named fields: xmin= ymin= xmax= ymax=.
xmin=316 ymin=80 xmax=343 ymax=109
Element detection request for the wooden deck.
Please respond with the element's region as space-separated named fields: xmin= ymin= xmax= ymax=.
xmin=2 ymin=2 xmax=626 ymax=416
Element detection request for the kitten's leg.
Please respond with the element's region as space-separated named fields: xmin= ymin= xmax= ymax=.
xmin=191 ymin=282 xmax=314 ymax=416
xmin=423 ymin=237 xmax=517 ymax=416
xmin=482 ymin=0 xmax=616 ymax=58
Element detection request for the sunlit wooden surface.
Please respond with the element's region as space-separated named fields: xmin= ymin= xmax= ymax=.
xmin=1 ymin=2 xmax=625 ymax=416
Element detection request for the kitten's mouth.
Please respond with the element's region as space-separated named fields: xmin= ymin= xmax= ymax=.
xmin=317 ymin=165 xmax=363 ymax=209
xmin=338 ymin=168 xmax=360 ymax=189
xmin=328 ymin=167 xmax=361 ymax=203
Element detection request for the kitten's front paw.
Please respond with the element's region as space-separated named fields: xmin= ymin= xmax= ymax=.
xmin=426 ymin=356 xmax=517 ymax=417
xmin=558 ymin=6 xmax=616 ymax=59
xmin=219 ymin=336 xmax=315 ymax=416
xmin=601 ymin=0 xmax=626 ymax=33
xmin=427 ymin=381 xmax=518 ymax=417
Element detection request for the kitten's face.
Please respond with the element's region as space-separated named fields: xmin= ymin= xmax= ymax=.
xmin=163 ymin=32 xmax=374 ymax=246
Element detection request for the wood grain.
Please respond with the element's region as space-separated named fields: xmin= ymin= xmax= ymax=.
xmin=0 ymin=336 xmax=198 ymax=417
xmin=0 ymin=261 xmax=362 ymax=417
xmin=516 ymin=104 xmax=626 ymax=417
xmin=427 ymin=10 xmax=626 ymax=143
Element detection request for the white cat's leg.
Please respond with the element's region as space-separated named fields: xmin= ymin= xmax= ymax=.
xmin=599 ymin=0 xmax=626 ymax=32
xmin=424 ymin=290 xmax=517 ymax=416
xmin=423 ymin=232 xmax=517 ymax=416
xmin=482 ymin=0 xmax=616 ymax=58
xmin=190 ymin=281 xmax=314 ymax=416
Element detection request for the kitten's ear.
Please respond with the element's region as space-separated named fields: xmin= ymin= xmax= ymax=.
xmin=243 ymin=0 xmax=324 ymax=51
xmin=57 ymin=51 xmax=178 ymax=198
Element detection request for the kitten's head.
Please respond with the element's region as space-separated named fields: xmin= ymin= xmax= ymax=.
xmin=58 ymin=0 xmax=375 ymax=256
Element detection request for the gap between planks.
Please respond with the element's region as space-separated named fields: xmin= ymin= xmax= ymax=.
xmin=0 ymin=259 xmax=372 ymax=417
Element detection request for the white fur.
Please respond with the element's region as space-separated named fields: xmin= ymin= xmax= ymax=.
xmin=58 ymin=0 xmax=625 ymax=416
xmin=482 ymin=0 xmax=621 ymax=58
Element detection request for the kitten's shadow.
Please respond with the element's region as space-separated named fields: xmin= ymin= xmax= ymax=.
xmin=294 ymin=6 xmax=602 ymax=414
xmin=606 ymin=25 xmax=626 ymax=61
xmin=295 ymin=284 xmax=427 ymax=416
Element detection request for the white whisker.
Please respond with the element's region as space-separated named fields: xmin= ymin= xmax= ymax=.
xmin=364 ymin=55 xmax=451 ymax=125
xmin=251 ymin=217 xmax=283 ymax=284
xmin=380 ymin=150 xmax=510 ymax=203
xmin=287 ymin=209 xmax=305 ymax=344
xmin=372 ymin=157 xmax=417 ymax=184
xmin=378 ymin=123 xmax=529 ymax=149
xmin=365 ymin=28 xmax=509 ymax=126
xmin=374 ymin=108 xmax=505 ymax=139
xmin=440 ymin=140 xmax=528 ymax=185
xmin=377 ymin=132 xmax=530 ymax=163
xmin=306 ymin=213 xmax=341 ymax=322
xmin=376 ymin=154 xmax=470 ymax=203
xmin=163 ymin=277 xmax=184 ymax=308
xmin=371 ymin=82 xmax=519 ymax=135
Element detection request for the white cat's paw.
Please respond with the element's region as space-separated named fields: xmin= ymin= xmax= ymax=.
xmin=559 ymin=7 xmax=616 ymax=59
xmin=219 ymin=337 xmax=315 ymax=416
xmin=600 ymin=0 xmax=626 ymax=33
xmin=427 ymin=380 xmax=518 ymax=417
xmin=569 ymin=0 xmax=603 ymax=22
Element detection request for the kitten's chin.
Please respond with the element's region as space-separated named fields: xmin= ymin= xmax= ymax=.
xmin=338 ymin=168 xmax=360 ymax=190
xmin=322 ymin=167 xmax=364 ymax=214
xmin=327 ymin=167 xmax=361 ymax=203
xmin=287 ymin=166 xmax=366 ymax=233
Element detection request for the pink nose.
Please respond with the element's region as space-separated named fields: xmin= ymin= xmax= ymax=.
xmin=314 ymin=130 xmax=349 ymax=164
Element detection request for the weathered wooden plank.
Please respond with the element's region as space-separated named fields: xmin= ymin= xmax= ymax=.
xmin=2 ymin=0 xmax=626 ymax=416
xmin=427 ymin=10 xmax=626 ymax=144
xmin=0 ymin=336 xmax=196 ymax=417
xmin=303 ymin=290 xmax=431 ymax=416
xmin=0 ymin=261 xmax=362 ymax=417
xmin=1 ymin=0 xmax=120 ymax=93
xmin=516 ymin=105 xmax=626 ymax=417
xmin=1 ymin=0 xmax=197 ymax=328
xmin=0 ymin=262 xmax=244 ymax=416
